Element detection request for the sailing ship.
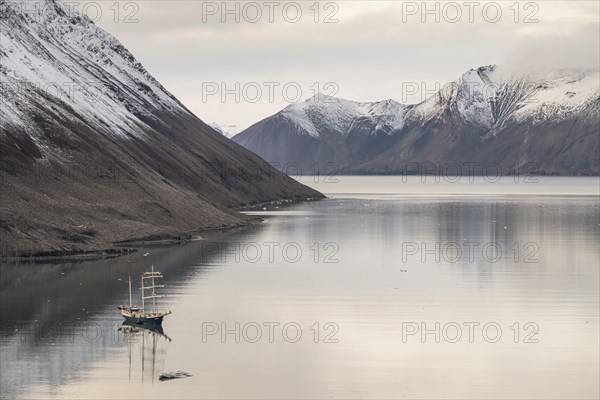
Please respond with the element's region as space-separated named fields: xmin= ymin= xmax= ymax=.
xmin=118 ymin=264 xmax=171 ymax=324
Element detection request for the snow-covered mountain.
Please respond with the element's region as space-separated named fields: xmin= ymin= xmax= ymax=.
xmin=208 ymin=122 xmax=238 ymax=138
xmin=0 ymin=0 xmax=322 ymax=257
xmin=279 ymin=94 xmax=409 ymax=138
xmin=233 ymin=66 xmax=599 ymax=175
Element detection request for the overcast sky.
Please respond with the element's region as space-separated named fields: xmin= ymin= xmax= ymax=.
xmin=88 ymin=1 xmax=599 ymax=133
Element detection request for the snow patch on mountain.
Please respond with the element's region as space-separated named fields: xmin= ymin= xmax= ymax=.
xmin=208 ymin=122 xmax=237 ymax=138
xmin=459 ymin=66 xmax=599 ymax=132
xmin=404 ymin=65 xmax=599 ymax=136
xmin=280 ymin=95 xmax=409 ymax=138
xmin=512 ymin=69 xmax=599 ymax=124
xmin=0 ymin=0 xmax=185 ymax=144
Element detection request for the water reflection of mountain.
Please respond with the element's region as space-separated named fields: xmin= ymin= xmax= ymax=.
xmin=0 ymin=226 xmax=259 ymax=399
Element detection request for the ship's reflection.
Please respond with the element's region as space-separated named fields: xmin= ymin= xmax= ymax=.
xmin=118 ymin=322 xmax=172 ymax=383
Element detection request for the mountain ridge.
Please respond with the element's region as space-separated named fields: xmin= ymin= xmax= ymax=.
xmin=233 ymin=65 xmax=600 ymax=175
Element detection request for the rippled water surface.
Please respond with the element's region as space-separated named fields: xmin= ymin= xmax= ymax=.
xmin=1 ymin=177 xmax=599 ymax=399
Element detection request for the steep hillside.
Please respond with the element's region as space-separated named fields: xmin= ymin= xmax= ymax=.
xmin=0 ymin=0 xmax=323 ymax=257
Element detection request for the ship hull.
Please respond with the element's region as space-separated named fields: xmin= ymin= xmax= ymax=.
xmin=118 ymin=306 xmax=170 ymax=325
xmin=123 ymin=315 xmax=165 ymax=324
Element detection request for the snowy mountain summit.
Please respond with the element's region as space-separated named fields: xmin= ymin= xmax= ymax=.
xmin=280 ymin=94 xmax=409 ymax=138
xmin=439 ymin=66 xmax=599 ymax=135
xmin=234 ymin=66 xmax=599 ymax=175
xmin=208 ymin=122 xmax=238 ymax=138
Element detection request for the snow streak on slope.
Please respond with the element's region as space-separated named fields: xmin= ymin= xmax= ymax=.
xmin=280 ymin=95 xmax=409 ymax=138
xmin=208 ymin=122 xmax=237 ymax=138
xmin=0 ymin=0 xmax=184 ymax=144
xmin=408 ymin=65 xmax=600 ymax=136
xmin=457 ymin=66 xmax=599 ymax=135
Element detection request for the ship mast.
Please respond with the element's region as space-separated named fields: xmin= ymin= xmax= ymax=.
xmin=128 ymin=275 xmax=132 ymax=307
xmin=141 ymin=272 xmax=145 ymax=310
xmin=141 ymin=264 xmax=164 ymax=313
xmin=151 ymin=264 xmax=156 ymax=313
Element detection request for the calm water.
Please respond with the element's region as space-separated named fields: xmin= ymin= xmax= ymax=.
xmin=1 ymin=177 xmax=599 ymax=399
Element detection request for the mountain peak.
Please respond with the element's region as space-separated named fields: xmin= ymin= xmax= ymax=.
xmin=233 ymin=65 xmax=599 ymax=176
xmin=304 ymin=92 xmax=340 ymax=103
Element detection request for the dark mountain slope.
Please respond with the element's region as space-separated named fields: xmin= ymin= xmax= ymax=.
xmin=0 ymin=0 xmax=322 ymax=257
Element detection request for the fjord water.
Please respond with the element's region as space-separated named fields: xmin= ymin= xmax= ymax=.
xmin=1 ymin=177 xmax=598 ymax=399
